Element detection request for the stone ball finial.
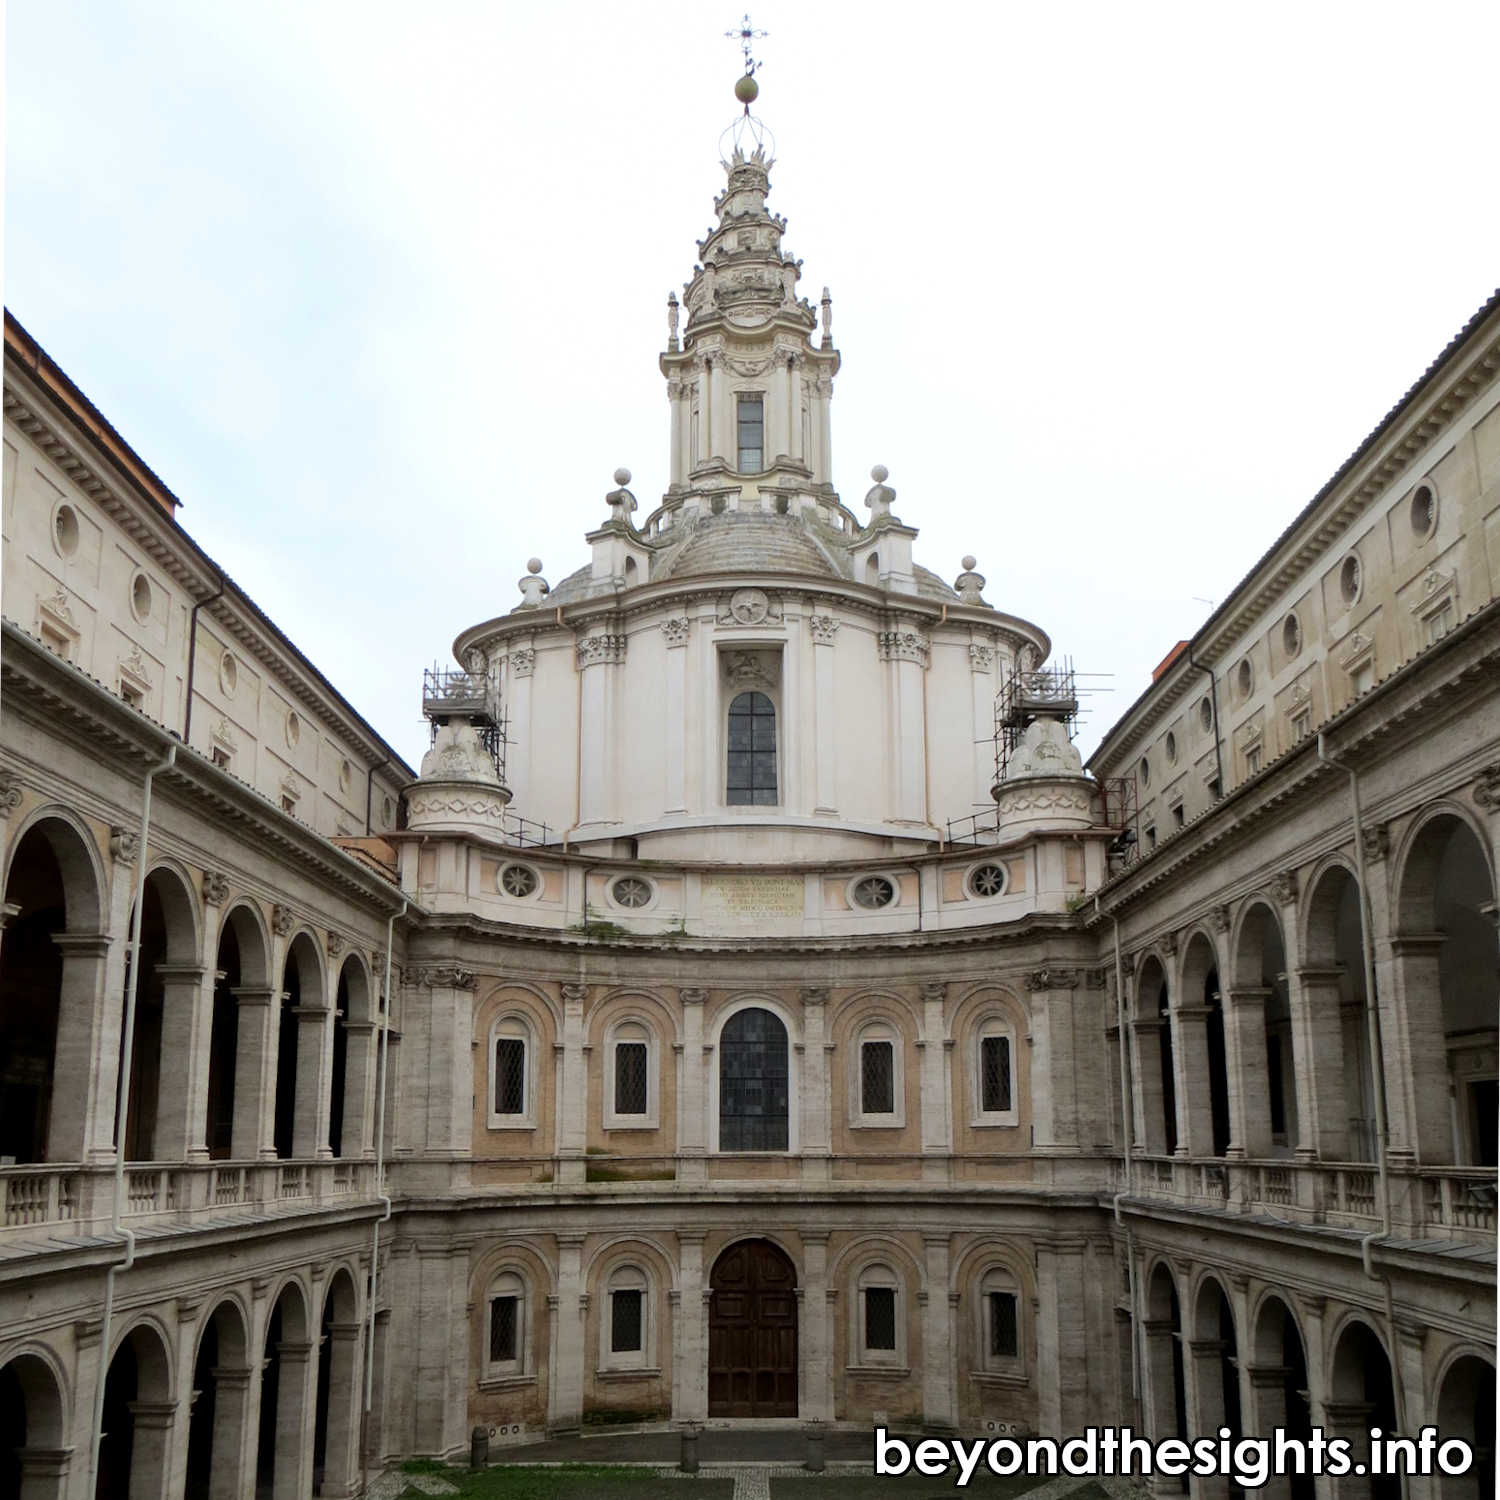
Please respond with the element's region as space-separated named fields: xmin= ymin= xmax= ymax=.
xmin=516 ymin=562 xmax=550 ymax=609
xmin=871 ymin=464 xmax=889 ymax=483
xmin=864 ymin=466 xmax=896 ymax=523
xmin=962 ymin=555 xmax=977 ymax=571
xmin=735 ymin=73 xmax=759 ymax=105
xmin=526 ymin=557 xmax=543 ymax=575
xmin=613 ymin=467 xmax=632 ymax=486
xmin=955 ymin=556 xmax=988 ymax=606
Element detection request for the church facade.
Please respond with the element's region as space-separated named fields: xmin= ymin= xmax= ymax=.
xmin=1 ymin=80 xmax=1496 ymax=1500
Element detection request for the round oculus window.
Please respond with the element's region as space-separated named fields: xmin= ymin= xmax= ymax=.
xmin=339 ymin=759 xmax=353 ymax=792
xmin=1237 ymin=659 xmax=1253 ymax=698
xmin=1339 ymin=554 xmax=1362 ymax=605
xmin=1282 ymin=614 xmax=1302 ymax=658
xmin=382 ymin=796 xmax=395 ymax=824
xmin=53 ymin=504 xmax=80 ymax=557
xmin=968 ymin=863 xmax=1007 ymax=899
xmin=1139 ymin=756 xmax=1151 ymax=787
xmin=1410 ymin=482 xmax=1436 ymax=538
xmin=219 ymin=650 xmax=238 ymax=696
xmin=1164 ymin=730 xmax=1177 ymax=764
xmin=130 ymin=572 xmax=153 ymax=621
xmin=610 ymin=875 xmax=653 ymax=909
xmin=851 ymin=874 xmax=897 ymax=910
xmin=285 ymin=710 xmax=301 ymax=748
xmin=1199 ymin=697 xmax=1214 ymax=732
xmin=500 ymin=863 xmax=540 ymax=899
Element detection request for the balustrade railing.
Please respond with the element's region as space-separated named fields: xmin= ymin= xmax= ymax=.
xmin=0 ymin=1158 xmax=378 ymax=1239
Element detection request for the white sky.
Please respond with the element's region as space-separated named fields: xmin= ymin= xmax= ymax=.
xmin=7 ymin=1 xmax=1499 ymax=772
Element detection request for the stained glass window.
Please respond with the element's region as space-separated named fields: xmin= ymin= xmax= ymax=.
xmin=727 ymin=691 xmax=777 ymax=806
xmin=720 ymin=1007 xmax=789 ymax=1151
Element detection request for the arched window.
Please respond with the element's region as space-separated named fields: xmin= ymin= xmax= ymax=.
xmin=489 ymin=1016 xmax=534 ymax=1128
xmin=484 ymin=1271 xmax=526 ymax=1379
xmin=972 ymin=1016 xmax=1018 ymax=1127
xmin=854 ymin=1262 xmax=904 ymax=1368
xmin=727 ymin=691 xmax=777 ymax=806
xmin=602 ymin=1263 xmax=651 ymax=1371
xmin=852 ymin=1021 xmax=904 ymax=1127
xmin=979 ymin=1266 xmax=1022 ymax=1371
xmin=719 ymin=1007 xmax=789 ymax=1151
xmin=605 ymin=1019 xmax=657 ymax=1129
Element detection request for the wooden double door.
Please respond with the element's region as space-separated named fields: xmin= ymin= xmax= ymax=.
xmin=707 ymin=1238 xmax=798 ymax=1417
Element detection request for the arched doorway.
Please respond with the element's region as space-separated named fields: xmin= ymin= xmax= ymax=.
xmin=1435 ymin=1355 xmax=1494 ymax=1500
xmin=1234 ymin=903 xmax=1296 ymax=1156
xmin=1328 ymin=1319 xmax=1398 ymax=1500
xmin=311 ymin=1270 xmax=361 ymax=1497
xmin=1 ymin=816 xmax=104 ymax=1164
xmin=1180 ymin=935 xmax=1231 ymax=1157
xmin=184 ymin=1300 xmax=250 ymax=1500
xmin=0 ymin=1353 xmax=67 ymax=1500
xmin=1395 ymin=816 xmax=1498 ymax=1165
xmin=97 ymin=1323 xmax=173 ymax=1500
xmin=1190 ymin=1276 xmax=1242 ymax=1498
xmin=274 ymin=935 xmax=323 ymax=1160
xmin=1143 ymin=1263 xmax=1186 ymax=1490
xmin=256 ymin=1284 xmax=311 ymax=1500
xmin=1135 ymin=958 xmax=1177 ymax=1156
xmin=718 ymin=1008 xmax=789 ymax=1152
xmin=708 ymin=1239 xmax=797 ymax=1417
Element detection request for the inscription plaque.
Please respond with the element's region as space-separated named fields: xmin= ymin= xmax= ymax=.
xmin=699 ymin=874 xmax=805 ymax=924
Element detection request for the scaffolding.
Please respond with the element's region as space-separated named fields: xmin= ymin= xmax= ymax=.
xmin=995 ymin=658 xmax=1081 ymax=784
xmin=422 ymin=665 xmax=509 ymax=784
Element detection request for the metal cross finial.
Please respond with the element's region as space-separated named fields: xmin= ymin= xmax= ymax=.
xmin=727 ymin=13 xmax=767 ymax=74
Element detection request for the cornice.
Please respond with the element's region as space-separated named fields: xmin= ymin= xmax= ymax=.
xmin=1 ymin=622 xmax=415 ymax=917
xmin=3 ymin=365 xmax=415 ymax=777
xmin=1091 ymin=302 xmax=1500 ymax=770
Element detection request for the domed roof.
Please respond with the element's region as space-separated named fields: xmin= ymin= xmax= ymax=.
xmin=656 ymin=511 xmax=843 ymax=582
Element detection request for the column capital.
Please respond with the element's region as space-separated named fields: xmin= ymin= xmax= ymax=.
xmin=1388 ymin=932 xmax=1446 ymax=956
xmin=291 ymin=1004 xmax=330 ymax=1019
xmin=800 ymin=986 xmax=828 ymax=1007
xmin=1293 ymin=967 xmax=1344 ymax=984
xmin=51 ymin=932 xmax=113 ymax=957
xmin=1225 ymin=986 xmax=1272 ymax=1007
xmin=233 ymin=986 xmax=283 ymax=1007
xmin=679 ymin=987 xmax=707 ymax=1006
xmin=920 ymin=981 xmax=948 ymax=1004
xmin=155 ymin=962 xmax=211 ymax=983
xmin=561 ymin=982 xmax=587 ymax=1005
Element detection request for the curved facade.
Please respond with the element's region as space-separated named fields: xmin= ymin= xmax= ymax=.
xmin=1 ymin=79 xmax=1496 ymax=1500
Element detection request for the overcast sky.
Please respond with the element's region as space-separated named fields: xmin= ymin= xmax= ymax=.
xmin=8 ymin=1 xmax=1499 ymax=772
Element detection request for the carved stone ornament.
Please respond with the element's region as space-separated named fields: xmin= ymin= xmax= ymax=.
xmin=661 ymin=617 xmax=691 ymax=648
xmin=1026 ymin=968 xmax=1081 ymax=992
xmin=1085 ymin=967 xmax=1109 ymax=990
xmin=968 ymin=643 xmax=995 ymax=673
xmin=213 ymin=717 xmax=238 ymax=750
xmin=201 ymin=870 xmax=230 ymax=906
xmin=679 ymin=987 xmax=707 ymax=1006
xmin=1339 ymin=630 xmax=1374 ymax=674
xmin=272 ymin=904 xmax=295 ymax=938
xmin=279 ymin=774 xmax=300 ymax=805
xmin=40 ymin=587 xmax=74 ymax=626
xmin=326 ymin=931 xmax=345 ymax=959
xmin=1159 ymin=931 xmax=1179 ymax=958
xmin=1209 ymin=906 xmax=1232 ymax=934
xmin=1269 ymin=872 xmax=1299 ymax=907
xmin=120 ymin=645 xmax=154 ymax=687
xmin=411 ymin=966 xmax=476 ymax=990
xmin=809 ymin=614 xmax=840 ymax=645
xmin=878 ymin=629 xmax=929 ymax=667
xmin=561 ymin=982 xmax=587 ymax=1005
xmin=0 ymin=771 xmax=23 ymax=817
xmin=716 ymin=589 xmax=783 ymax=627
xmin=800 ymin=985 xmax=829 ymax=1007
xmin=1473 ymin=763 xmax=1500 ymax=813
xmin=576 ymin=634 xmax=627 ymax=669
xmin=722 ymin=651 xmax=776 ymax=690
xmin=109 ymin=826 xmax=139 ymax=865
xmin=920 ymin=981 xmax=948 ymax=1003
xmin=462 ymin=647 xmax=488 ymax=677
xmin=508 ymin=648 xmax=536 ymax=679
xmin=1360 ymin=823 xmax=1390 ymax=863
xmin=954 ymin=557 xmax=987 ymax=605
xmin=722 ymin=354 xmax=771 ymax=378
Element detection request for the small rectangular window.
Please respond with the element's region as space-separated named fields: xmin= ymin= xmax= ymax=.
xmin=1245 ymin=746 xmax=1261 ymax=776
xmin=1291 ymin=710 xmax=1311 ymax=742
xmin=611 ymin=1289 xmax=643 ymax=1353
xmin=615 ymin=1042 xmax=648 ymax=1116
xmin=1170 ymin=803 xmax=1184 ymax=829
xmin=981 ymin=1035 xmax=1012 ymax=1114
xmin=281 ymin=796 xmax=297 ymax=815
xmin=737 ymin=394 xmax=764 ymax=472
xmin=121 ymin=682 xmax=144 ymax=710
xmin=211 ymin=746 xmax=232 ymax=770
xmin=864 ymin=1287 xmax=897 ymax=1351
xmin=494 ymin=1038 xmax=526 ymax=1115
xmin=989 ymin=1292 xmax=1018 ymax=1359
xmin=861 ymin=1040 xmax=894 ymax=1115
xmin=489 ymin=1296 xmax=518 ymax=1362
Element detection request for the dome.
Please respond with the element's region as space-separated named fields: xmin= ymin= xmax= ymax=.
xmin=656 ymin=511 xmax=843 ymax=581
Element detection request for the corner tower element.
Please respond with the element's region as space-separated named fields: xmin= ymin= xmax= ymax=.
xmin=659 ymin=61 xmax=840 ymax=522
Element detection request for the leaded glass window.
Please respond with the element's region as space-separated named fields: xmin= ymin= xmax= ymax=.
xmin=727 ymin=691 xmax=777 ymax=806
xmin=981 ymin=1033 xmax=1012 ymax=1114
xmin=611 ymin=1288 xmax=643 ymax=1352
xmin=861 ymin=1039 xmax=894 ymax=1115
xmin=494 ymin=1037 xmax=526 ymax=1115
xmin=737 ymin=394 xmax=764 ymax=471
xmin=615 ymin=1041 xmax=648 ymax=1116
xmin=864 ymin=1286 xmax=896 ymax=1351
xmin=719 ymin=1007 xmax=789 ymax=1151
xmin=489 ymin=1295 xmax=518 ymax=1362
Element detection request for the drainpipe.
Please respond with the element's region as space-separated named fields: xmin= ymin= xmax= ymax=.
xmin=1317 ymin=733 xmax=1408 ymax=1450
xmin=1099 ymin=896 xmax=1144 ymax=1420
xmin=1187 ymin=644 xmax=1224 ymax=798
xmin=91 ymin=742 xmax=176 ymax=1490
xmin=362 ymin=898 xmax=406 ymax=1485
xmin=182 ymin=570 xmax=226 ymax=745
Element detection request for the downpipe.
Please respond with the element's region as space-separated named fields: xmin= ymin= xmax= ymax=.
xmin=1317 ymin=733 xmax=1409 ymax=1462
xmin=91 ymin=742 xmax=175 ymax=1489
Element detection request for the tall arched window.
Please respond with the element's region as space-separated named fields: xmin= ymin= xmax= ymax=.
xmin=601 ymin=1263 xmax=651 ymax=1371
xmin=853 ymin=1262 xmax=904 ymax=1368
xmin=488 ymin=1016 xmax=534 ymax=1128
xmin=484 ymin=1271 xmax=526 ymax=1378
xmin=979 ymin=1266 xmax=1023 ymax=1371
xmin=727 ymin=692 xmax=777 ymax=806
xmin=719 ymin=1007 xmax=789 ymax=1151
xmin=972 ymin=1016 xmax=1018 ymax=1127
xmin=604 ymin=1019 xmax=657 ymax=1129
